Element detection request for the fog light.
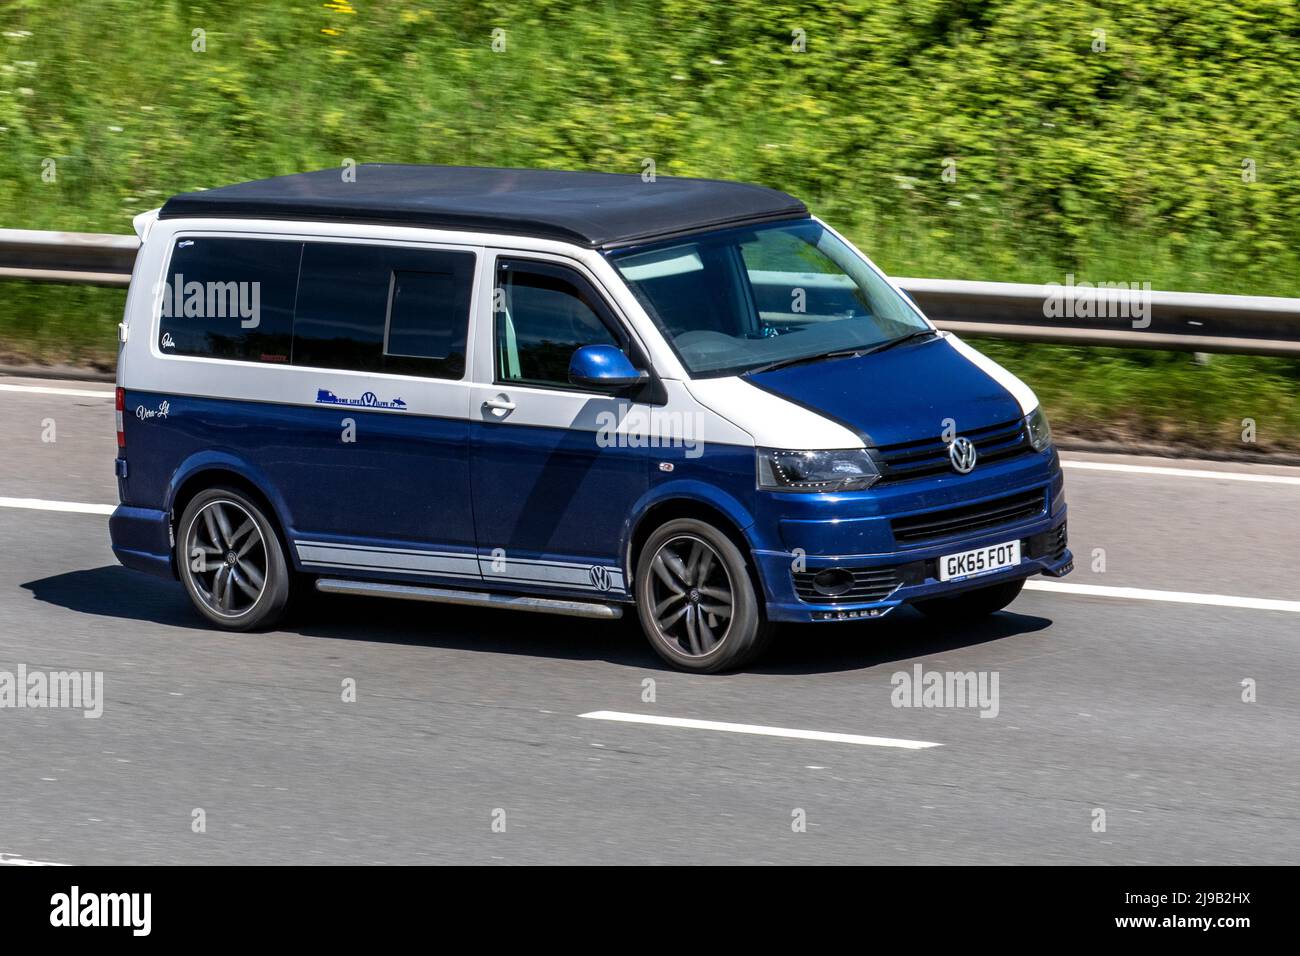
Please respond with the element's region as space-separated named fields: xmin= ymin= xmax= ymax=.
xmin=812 ymin=568 xmax=854 ymax=596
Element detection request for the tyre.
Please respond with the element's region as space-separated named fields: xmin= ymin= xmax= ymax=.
xmin=912 ymin=577 xmax=1025 ymax=621
xmin=634 ymin=518 xmax=773 ymax=673
xmin=176 ymin=486 xmax=291 ymax=631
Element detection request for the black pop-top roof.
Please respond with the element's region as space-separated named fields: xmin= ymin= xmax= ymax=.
xmin=158 ymin=165 xmax=810 ymax=249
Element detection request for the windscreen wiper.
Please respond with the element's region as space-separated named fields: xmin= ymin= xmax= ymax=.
xmin=741 ymin=348 xmax=868 ymax=377
xmin=853 ymin=328 xmax=939 ymax=357
xmin=741 ymin=330 xmax=939 ymax=376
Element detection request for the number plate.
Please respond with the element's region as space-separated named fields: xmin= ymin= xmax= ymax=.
xmin=938 ymin=540 xmax=1021 ymax=582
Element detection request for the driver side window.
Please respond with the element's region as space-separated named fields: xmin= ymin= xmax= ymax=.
xmin=495 ymin=259 xmax=623 ymax=388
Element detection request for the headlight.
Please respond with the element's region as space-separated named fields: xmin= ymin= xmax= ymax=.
xmin=1026 ymin=406 xmax=1052 ymax=452
xmin=757 ymin=448 xmax=881 ymax=493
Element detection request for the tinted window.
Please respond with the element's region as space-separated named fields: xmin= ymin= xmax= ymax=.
xmin=159 ymin=237 xmax=300 ymax=363
xmin=496 ymin=259 xmax=622 ymax=387
xmin=292 ymin=243 xmax=474 ymax=377
xmin=386 ymin=271 xmax=464 ymax=361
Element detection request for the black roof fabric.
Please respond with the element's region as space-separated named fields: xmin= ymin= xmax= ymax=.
xmin=159 ymin=165 xmax=809 ymax=249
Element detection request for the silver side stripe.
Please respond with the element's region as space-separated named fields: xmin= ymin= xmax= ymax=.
xmin=480 ymin=559 xmax=626 ymax=593
xmin=296 ymin=541 xmax=479 ymax=578
xmin=295 ymin=541 xmax=626 ymax=594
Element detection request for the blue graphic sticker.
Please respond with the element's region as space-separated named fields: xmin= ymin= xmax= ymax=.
xmin=315 ymin=388 xmax=408 ymax=411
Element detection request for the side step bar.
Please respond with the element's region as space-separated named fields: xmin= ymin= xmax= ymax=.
xmin=314 ymin=577 xmax=624 ymax=620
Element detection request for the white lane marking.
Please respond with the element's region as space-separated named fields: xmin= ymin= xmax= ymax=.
xmin=579 ymin=711 xmax=941 ymax=750
xmin=0 ymin=851 xmax=68 ymax=866
xmin=0 ymin=382 xmax=114 ymax=399
xmin=1025 ymin=580 xmax=1300 ymax=614
xmin=1062 ymin=459 xmax=1300 ymax=486
xmin=0 ymin=497 xmax=115 ymax=515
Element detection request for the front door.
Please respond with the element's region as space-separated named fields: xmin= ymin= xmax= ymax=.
xmin=468 ymin=255 xmax=651 ymax=598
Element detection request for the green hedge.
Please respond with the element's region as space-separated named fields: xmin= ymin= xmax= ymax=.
xmin=1 ymin=1 xmax=1297 ymax=450
xmin=2 ymin=0 xmax=1297 ymax=290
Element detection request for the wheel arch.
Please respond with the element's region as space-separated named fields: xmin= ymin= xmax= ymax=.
xmin=624 ymin=491 xmax=764 ymax=600
xmin=168 ymin=459 xmax=296 ymax=573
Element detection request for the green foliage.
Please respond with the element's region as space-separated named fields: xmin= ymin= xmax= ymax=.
xmin=974 ymin=340 xmax=1300 ymax=453
xmin=2 ymin=0 xmax=1297 ymax=282
xmin=0 ymin=0 xmax=1297 ymax=449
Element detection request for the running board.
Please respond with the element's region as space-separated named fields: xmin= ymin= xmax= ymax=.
xmin=314 ymin=577 xmax=624 ymax=620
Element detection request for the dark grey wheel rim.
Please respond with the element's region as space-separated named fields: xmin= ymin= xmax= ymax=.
xmin=185 ymin=499 xmax=267 ymax=618
xmin=648 ymin=534 xmax=734 ymax=657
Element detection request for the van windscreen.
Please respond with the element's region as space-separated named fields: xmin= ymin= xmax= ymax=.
xmin=607 ymin=219 xmax=929 ymax=378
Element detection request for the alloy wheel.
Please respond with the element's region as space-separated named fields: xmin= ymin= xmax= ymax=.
xmin=647 ymin=534 xmax=735 ymax=657
xmin=184 ymin=499 xmax=268 ymax=618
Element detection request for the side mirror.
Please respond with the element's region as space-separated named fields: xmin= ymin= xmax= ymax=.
xmin=568 ymin=344 xmax=648 ymax=389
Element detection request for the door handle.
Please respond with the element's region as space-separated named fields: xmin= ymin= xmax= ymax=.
xmin=483 ymin=394 xmax=516 ymax=417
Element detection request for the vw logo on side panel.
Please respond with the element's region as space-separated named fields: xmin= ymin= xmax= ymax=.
xmin=588 ymin=566 xmax=611 ymax=591
xmin=949 ymin=436 xmax=978 ymax=474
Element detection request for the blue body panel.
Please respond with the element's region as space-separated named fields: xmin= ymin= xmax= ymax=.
xmin=109 ymin=504 xmax=173 ymax=577
xmin=746 ymin=337 xmax=1021 ymax=445
xmin=757 ymin=449 xmax=1059 ymax=556
xmin=470 ymin=421 xmax=647 ymax=564
xmin=469 ymin=419 xmax=648 ymax=595
xmin=751 ymin=452 xmax=1069 ymax=621
xmin=114 ymin=389 xmax=475 ymax=581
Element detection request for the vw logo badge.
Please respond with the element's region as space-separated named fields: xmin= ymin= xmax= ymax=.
xmin=949 ymin=436 xmax=978 ymax=474
xmin=588 ymin=566 xmax=611 ymax=591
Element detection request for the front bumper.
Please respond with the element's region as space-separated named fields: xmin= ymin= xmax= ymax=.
xmin=756 ymin=515 xmax=1071 ymax=622
xmin=751 ymin=449 xmax=1071 ymax=623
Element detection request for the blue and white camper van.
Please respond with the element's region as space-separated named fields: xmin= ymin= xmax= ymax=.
xmin=110 ymin=166 xmax=1071 ymax=672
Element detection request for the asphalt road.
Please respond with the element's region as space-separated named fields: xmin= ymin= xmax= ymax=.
xmin=0 ymin=376 xmax=1297 ymax=865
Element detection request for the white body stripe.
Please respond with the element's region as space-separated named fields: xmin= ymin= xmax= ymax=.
xmin=943 ymin=334 xmax=1040 ymax=415
xmin=683 ymin=376 xmax=864 ymax=450
xmin=123 ymin=219 xmax=729 ymax=444
xmin=122 ymin=222 xmax=482 ymax=421
xmin=469 ymin=377 xmax=755 ymax=446
xmin=121 ymin=214 xmax=1021 ymax=454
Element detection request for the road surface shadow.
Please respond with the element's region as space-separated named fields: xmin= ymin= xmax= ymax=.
xmin=753 ymin=610 xmax=1053 ymax=675
xmin=23 ymin=565 xmax=1053 ymax=674
xmin=20 ymin=566 xmax=657 ymax=667
xmin=22 ymin=565 xmax=210 ymax=631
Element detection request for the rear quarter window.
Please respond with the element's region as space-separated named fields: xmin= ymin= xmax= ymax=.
xmin=156 ymin=237 xmax=476 ymax=379
xmin=158 ymin=237 xmax=301 ymax=363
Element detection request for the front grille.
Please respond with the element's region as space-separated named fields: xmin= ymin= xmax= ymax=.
xmin=874 ymin=418 xmax=1030 ymax=482
xmin=792 ymin=566 xmax=902 ymax=604
xmin=891 ymin=488 xmax=1046 ymax=545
